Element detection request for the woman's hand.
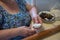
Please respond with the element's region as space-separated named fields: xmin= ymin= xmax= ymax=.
xmin=30 ymin=15 xmax=42 ymax=32
xmin=29 ymin=6 xmax=42 ymax=24
xmin=32 ymin=15 xmax=42 ymax=24
xmin=19 ymin=26 xmax=36 ymax=37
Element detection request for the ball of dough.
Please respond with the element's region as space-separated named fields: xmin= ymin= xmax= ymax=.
xmin=33 ymin=24 xmax=41 ymax=28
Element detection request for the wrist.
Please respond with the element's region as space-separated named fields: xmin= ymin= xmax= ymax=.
xmin=29 ymin=7 xmax=38 ymax=18
xmin=31 ymin=13 xmax=38 ymax=18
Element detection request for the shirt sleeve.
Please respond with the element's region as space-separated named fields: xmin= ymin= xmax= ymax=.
xmin=16 ymin=0 xmax=27 ymax=11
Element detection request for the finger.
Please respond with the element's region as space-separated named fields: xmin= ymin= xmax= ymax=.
xmin=30 ymin=18 xmax=38 ymax=30
xmin=32 ymin=18 xmax=35 ymax=23
xmin=29 ymin=21 xmax=34 ymax=30
xmin=37 ymin=16 xmax=42 ymax=24
xmin=33 ymin=17 xmax=39 ymax=23
xmin=30 ymin=29 xmax=36 ymax=34
xmin=27 ymin=29 xmax=36 ymax=36
xmin=34 ymin=17 xmax=38 ymax=23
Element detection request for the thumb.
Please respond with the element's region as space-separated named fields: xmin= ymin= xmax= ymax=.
xmin=32 ymin=17 xmax=38 ymax=23
xmin=30 ymin=28 xmax=36 ymax=33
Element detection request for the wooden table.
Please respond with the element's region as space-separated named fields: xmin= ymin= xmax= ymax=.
xmin=23 ymin=21 xmax=60 ymax=40
xmin=42 ymin=21 xmax=60 ymax=40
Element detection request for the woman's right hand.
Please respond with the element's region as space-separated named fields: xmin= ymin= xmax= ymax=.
xmin=19 ymin=26 xmax=36 ymax=37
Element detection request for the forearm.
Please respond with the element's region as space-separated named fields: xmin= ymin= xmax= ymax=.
xmin=29 ymin=7 xmax=38 ymax=18
xmin=0 ymin=27 xmax=22 ymax=40
xmin=26 ymin=3 xmax=38 ymax=18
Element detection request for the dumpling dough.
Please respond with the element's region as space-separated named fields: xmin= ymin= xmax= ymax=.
xmin=33 ymin=23 xmax=41 ymax=28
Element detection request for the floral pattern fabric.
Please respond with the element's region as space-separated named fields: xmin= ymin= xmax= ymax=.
xmin=0 ymin=0 xmax=31 ymax=40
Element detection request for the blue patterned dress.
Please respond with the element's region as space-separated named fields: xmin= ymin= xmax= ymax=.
xmin=0 ymin=0 xmax=31 ymax=40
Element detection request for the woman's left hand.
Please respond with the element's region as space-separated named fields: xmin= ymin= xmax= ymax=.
xmin=29 ymin=14 xmax=42 ymax=32
xmin=32 ymin=15 xmax=42 ymax=24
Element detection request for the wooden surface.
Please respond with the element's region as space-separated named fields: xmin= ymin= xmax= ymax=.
xmin=23 ymin=21 xmax=60 ymax=40
xmin=42 ymin=21 xmax=60 ymax=40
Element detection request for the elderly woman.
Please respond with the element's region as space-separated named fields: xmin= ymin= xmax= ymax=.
xmin=0 ymin=0 xmax=42 ymax=40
